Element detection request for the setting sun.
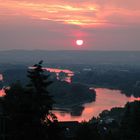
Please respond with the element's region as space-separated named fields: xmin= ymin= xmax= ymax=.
xmin=76 ymin=40 xmax=84 ymax=46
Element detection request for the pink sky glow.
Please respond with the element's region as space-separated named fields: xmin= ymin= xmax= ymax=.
xmin=0 ymin=0 xmax=140 ymax=50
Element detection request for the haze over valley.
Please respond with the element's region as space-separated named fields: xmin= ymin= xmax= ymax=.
xmin=0 ymin=50 xmax=140 ymax=65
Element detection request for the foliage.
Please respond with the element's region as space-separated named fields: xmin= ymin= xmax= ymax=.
xmin=88 ymin=101 xmax=140 ymax=140
xmin=75 ymin=122 xmax=101 ymax=140
xmin=26 ymin=61 xmax=54 ymax=122
xmin=119 ymin=101 xmax=140 ymax=140
xmin=2 ymin=61 xmax=58 ymax=140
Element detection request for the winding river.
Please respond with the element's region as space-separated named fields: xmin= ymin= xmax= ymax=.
xmin=53 ymin=88 xmax=140 ymax=122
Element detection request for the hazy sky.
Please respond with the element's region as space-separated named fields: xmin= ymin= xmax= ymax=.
xmin=0 ymin=0 xmax=140 ymax=50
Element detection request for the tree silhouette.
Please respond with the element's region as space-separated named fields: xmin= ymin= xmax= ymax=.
xmin=3 ymin=61 xmax=58 ymax=140
xmin=119 ymin=101 xmax=140 ymax=140
xmin=27 ymin=60 xmax=55 ymax=123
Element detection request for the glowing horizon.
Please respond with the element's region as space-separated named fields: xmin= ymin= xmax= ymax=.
xmin=0 ymin=0 xmax=140 ymax=50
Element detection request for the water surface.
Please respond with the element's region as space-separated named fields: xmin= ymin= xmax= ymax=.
xmin=53 ymin=88 xmax=140 ymax=122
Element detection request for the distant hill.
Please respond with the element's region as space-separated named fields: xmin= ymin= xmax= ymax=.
xmin=0 ymin=50 xmax=140 ymax=65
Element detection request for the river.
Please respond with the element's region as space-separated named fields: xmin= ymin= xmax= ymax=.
xmin=53 ymin=88 xmax=140 ymax=122
xmin=1 ymin=87 xmax=139 ymax=121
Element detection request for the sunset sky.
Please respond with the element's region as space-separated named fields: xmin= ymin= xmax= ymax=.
xmin=0 ymin=0 xmax=140 ymax=50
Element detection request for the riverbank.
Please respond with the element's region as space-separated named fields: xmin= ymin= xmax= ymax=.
xmin=53 ymin=88 xmax=140 ymax=122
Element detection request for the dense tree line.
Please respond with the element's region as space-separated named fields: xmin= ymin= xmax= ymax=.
xmin=72 ymin=69 xmax=140 ymax=97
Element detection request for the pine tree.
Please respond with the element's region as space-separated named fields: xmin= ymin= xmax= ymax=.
xmin=27 ymin=60 xmax=56 ymax=123
xmin=25 ymin=61 xmax=58 ymax=140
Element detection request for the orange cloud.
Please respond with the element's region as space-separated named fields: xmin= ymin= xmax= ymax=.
xmin=0 ymin=0 xmax=140 ymax=27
